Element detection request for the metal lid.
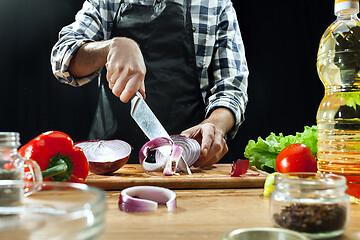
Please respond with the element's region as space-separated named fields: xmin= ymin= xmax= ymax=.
xmin=0 ymin=132 xmax=20 ymax=148
xmin=223 ymin=227 xmax=310 ymax=240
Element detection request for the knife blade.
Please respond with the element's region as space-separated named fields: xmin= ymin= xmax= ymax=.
xmin=130 ymin=92 xmax=171 ymax=155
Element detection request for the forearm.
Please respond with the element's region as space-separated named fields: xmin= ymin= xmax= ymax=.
xmin=68 ymin=40 xmax=111 ymax=78
xmin=202 ymin=108 xmax=235 ymax=137
xmin=202 ymin=0 xmax=248 ymax=139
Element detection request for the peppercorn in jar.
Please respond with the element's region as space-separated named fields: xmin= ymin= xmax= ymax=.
xmin=270 ymin=172 xmax=350 ymax=239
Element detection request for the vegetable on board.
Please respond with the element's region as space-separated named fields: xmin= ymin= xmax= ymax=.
xmin=244 ymin=126 xmax=317 ymax=173
xmin=75 ymin=139 xmax=132 ymax=175
xmin=139 ymin=135 xmax=200 ymax=176
xmin=18 ymin=131 xmax=89 ymax=183
xmin=231 ymin=159 xmax=249 ymax=177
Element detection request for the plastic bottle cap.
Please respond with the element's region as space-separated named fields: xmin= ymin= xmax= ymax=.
xmin=335 ymin=0 xmax=359 ymax=15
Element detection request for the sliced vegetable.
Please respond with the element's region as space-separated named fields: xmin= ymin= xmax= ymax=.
xmin=163 ymin=144 xmax=183 ymax=176
xmin=263 ymin=172 xmax=280 ymax=197
xmin=139 ymin=137 xmax=173 ymax=172
xmin=139 ymin=135 xmax=201 ymax=175
xmin=231 ymin=159 xmax=249 ymax=177
xmin=75 ymin=140 xmax=131 ymax=175
xmin=276 ymin=143 xmax=317 ymax=173
xmin=171 ymin=135 xmax=200 ymax=168
xmin=119 ymin=186 xmax=177 ymax=212
xmin=18 ymin=131 xmax=89 ymax=183
xmin=244 ymin=126 xmax=317 ymax=173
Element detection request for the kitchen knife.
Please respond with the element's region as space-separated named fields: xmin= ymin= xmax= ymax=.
xmin=130 ymin=92 xmax=171 ymax=156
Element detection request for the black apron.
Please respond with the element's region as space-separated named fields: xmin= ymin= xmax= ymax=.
xmin=89 ymin=0 xmax=205 ymax=163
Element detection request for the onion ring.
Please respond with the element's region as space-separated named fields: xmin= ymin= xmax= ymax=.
xmin=119 ymin=186 xmax=177 ymax=212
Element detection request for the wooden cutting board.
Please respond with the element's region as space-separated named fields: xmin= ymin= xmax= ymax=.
xmin=85 ymin=164 xmax=268 ymax=190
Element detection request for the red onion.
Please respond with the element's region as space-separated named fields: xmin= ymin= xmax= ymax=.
xmin=119 ymin=186 xmax=176 ymax=212
xmin=163 ymin=144 xmax=183 ymax=176
xmin=139 ymin=137 xmax=173 ymax=172
xmin=139 ymin=135 xmax=201 ymax=175
xmin=75 ymin=140 xmax=132 ymax=175
xmin=170 ymin=135 xmax=200 ymax=168
xmin=231 ymin=159 xmax=250 ymax=177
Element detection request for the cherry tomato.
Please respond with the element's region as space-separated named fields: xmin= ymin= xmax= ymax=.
xmin=276 ymin=143 xmax=317 ymax=173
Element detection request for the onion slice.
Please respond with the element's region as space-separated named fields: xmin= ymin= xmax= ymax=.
xmin=139 ymin=135 xmax=201 ymax=175
xmin=163 ymin=144 xmax=183 ymax=176
xmin=119 ymin=186 xmax=177 ymax=212
xmin=75 ymin=139 xmax=132 ymax=174
xmin=171 ymin=135 xmax=200 ymax=169
xmin=139 ymin=137 xmax=173 ymax=172
xmin=231 ymin=159 xmax=250 ymax=177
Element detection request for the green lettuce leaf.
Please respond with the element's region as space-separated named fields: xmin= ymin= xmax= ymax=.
xmin=244 ymin=125 xmax=317 ymax=173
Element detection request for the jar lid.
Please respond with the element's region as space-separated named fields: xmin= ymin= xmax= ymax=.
xmin=335 ymin=0 xmax=359 ymax=15
xmin=0 ymin=132 xmax=20 ymax=148
xmin=223 ymin=227 xmax=310 ymax=240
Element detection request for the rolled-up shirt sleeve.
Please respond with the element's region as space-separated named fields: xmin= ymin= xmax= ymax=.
xmin=50 ymin=0 xmax=114 ymax=86
xmin=205 ymin=0 xmax=249 ymax=140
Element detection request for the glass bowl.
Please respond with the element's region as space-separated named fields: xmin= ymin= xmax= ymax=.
xmin=0 ymin=182 xmax=106 ymax=240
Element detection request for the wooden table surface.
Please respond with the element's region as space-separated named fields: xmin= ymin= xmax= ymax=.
xmin=97 ymin=188 xmax=360 ymax=240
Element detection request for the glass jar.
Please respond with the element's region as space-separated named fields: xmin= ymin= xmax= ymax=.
xmin=0 ymin=132 xmax=42 ymax=208
xmin=270 ymin=172 xmax=350 ymax=239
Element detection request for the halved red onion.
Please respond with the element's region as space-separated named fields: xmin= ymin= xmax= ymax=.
xmin=119 ymin=186 xmax=176 ymax=212
xmin=231 ymin=159 xmax=250 ymax=177
xmin=75 ymin=139 xmax=132 ymax=174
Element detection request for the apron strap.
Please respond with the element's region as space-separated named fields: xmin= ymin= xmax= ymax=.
xmin=115 ymin=0 xmax=192 ymax=14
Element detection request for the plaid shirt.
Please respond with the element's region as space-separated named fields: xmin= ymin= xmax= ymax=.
xmin=51 ymin=0 xmax=248 ymax=139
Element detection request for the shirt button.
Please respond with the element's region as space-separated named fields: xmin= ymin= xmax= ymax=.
xmin=192 ymin=27 xmax=196 ymax=32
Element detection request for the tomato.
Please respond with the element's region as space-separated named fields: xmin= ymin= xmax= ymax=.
xmin=276 ymin=143 xmax=317 ymax=173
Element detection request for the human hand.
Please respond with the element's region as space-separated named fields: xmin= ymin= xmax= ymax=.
xmin=181 ymin=123 xmax=228 ymax=168
xmin=106 ymin=37 xmax=146 ymax=102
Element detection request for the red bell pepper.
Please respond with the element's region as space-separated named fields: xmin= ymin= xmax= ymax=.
xmin=18 ymin=131 xmax=89 ymax=183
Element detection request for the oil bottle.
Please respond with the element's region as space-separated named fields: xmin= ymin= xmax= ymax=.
xmin=317 ymin=0 xmax=360 ymax=203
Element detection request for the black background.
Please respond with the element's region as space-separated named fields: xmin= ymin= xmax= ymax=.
xmin=0 ymin=0 xmax=334 ymax=163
